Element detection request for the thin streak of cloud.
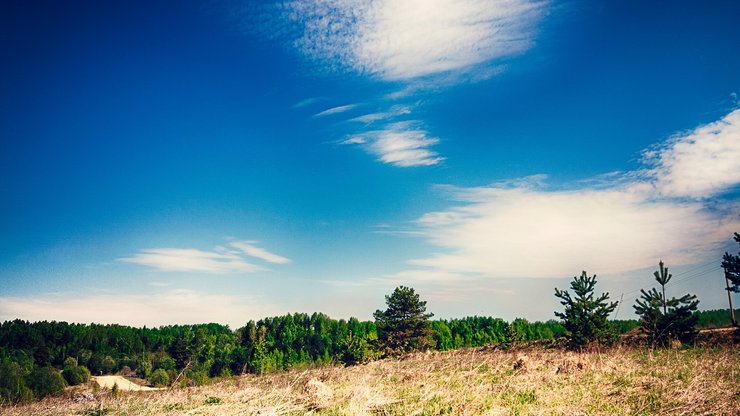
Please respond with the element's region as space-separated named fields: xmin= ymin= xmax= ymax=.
xmin=117 ymin=248 xmax=262 ymax=274
xmin=292 ymin=96 xmax=324 ymax=108
xmin=230 ymin=240 xmax=292 ymax=264
xmin=313 ymin=104 xmax=359 ymax=117
xmin=117 ymin=239 xmax=290 ymax=273
xmin=350 ymin=104 xmax=413 ymax=124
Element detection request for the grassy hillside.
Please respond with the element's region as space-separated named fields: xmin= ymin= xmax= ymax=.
xmin=3 ymin=340 xmax=737 ymax=415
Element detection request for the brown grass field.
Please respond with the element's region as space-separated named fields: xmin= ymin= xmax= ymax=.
xmin=2 ymin=344 xmax=738 ymax=416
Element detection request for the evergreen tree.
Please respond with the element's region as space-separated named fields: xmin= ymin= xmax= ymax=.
xmin=721 ymin=233 xmax=740 ymax=326
xmin=721 ymin=233 xmax=740 ymax=293
xmin=373 ymin=286 xmax=434 ymax=356
xmin=634 ymin=261 xmax=699 ymax=347
xmin=554 ymin=271 xmax=618 ymax=350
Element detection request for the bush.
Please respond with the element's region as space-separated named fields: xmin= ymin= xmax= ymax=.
xmin=137 ymin=359 xmax=152 ymax=379
xmin=27 ymin=367 xmax=66 ymax=398
xmin=150 ymin=368 xmax=169 ymax=387
xmin=0 ymin=361 xmax=34 ymax=404
xmin=63 ymin=356 xmax=90 ymax=386
xmin=338 ymin=333 xmax=374 ymax=366
xmin=63 ymin=365 xmax=91 ymax=386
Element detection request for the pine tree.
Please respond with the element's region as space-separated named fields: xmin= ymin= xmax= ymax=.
xmin=633 ymin=261 xmax=699 ymax=347
xmin=721 ymin=233 xmax=740 ymax=293
xmin=373 ymin=286 xmax=434 ymax=356
xmin=554 ymin=271 xmax=618 ymax=350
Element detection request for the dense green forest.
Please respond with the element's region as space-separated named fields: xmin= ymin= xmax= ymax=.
xmin=0 ymin=309 xmax=736 ymax=403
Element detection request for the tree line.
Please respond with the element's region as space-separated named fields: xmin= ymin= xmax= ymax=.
xmin=1 ymin=233 xmax=738 ymax=404
xmin=1 ymin=306 xmax=735 ymax=403
xmin=0 ymin=311 xmax=619 ymax=403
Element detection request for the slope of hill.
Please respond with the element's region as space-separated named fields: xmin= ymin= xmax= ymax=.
xmin=3 ymin=344 xmax=737 ymax=415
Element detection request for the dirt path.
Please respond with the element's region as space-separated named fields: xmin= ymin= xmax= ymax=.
xmin=91 ymin=375 xmax=162 ymax=391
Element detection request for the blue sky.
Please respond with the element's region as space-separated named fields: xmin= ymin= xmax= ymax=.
xmin=1 ymin=0 xmax=738 ymax=328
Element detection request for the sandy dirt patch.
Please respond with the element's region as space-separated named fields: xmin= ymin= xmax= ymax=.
xmin=92 ymin=375 xmax=162 ymax=391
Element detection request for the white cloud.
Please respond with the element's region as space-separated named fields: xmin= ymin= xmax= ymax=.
xmin=644 ymin=109 xmax=740 ymax=198
xmin=398 ymin=110 xmax=740 ymax=280
xmin=314 ymin=104 xmax=359 ymax=117
xmin=410 ymin=185 xmax=732 ymax=278
xmin=350 ymin=104 xmax=412 ymax=123
xmin=118 ymin=240 xmax=291 ymax=273
xmin=342 ymin=137 xmax=366 ymax=145
xmin=292 ymin=96 xmax=324 ymax=108
xmin=230 ymin=240 xmax=292 ymax=264
xmin=286 ymin=0 xmax=546 ymax=80
xmin=118 ymin=248 xmax=262 ymax=273
xmin=344 ymin=121 xmax=444 ymax=167
xmin=0 ymin=290 xmax=283 ymax=328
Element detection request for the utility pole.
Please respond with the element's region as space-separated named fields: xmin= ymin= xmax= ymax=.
xmin=612 ymin=293 xmax=624 ymax=320
xmin=723 ymin=265 xmax=738 ymax=327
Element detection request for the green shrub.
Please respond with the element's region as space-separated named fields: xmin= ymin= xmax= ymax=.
xmin=27 ymin=366 xmax=66 ymax=398
xmin=63 ymin=358 xmax=91 ymax=386
xmin=0 ymin=361 xmax=34 ymax=403
xmin=339 ymin=333 xmax=374 ymax=365
xmin=150 ymin=368 xmax=169 ymax=387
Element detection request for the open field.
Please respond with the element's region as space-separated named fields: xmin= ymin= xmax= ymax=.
xmin=1 ymin=344 xmax=738 ymax=416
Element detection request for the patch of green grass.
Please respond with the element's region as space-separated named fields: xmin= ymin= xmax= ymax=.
xmin=204 ymin=395 xmax=222 ymax=405
xmin=514 ymin=389 xmax=537 ymax=405
xmin=420 ymin=395 xmax=454 ymax=415
xmin=162 ymin=403 xmax=184 ymax=411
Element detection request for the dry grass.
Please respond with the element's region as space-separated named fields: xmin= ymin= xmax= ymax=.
xmin=2 ymin=345 xmax=738 ymax=415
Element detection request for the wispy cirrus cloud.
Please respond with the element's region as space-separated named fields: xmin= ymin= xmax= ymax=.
xmin=118 ymin=240 xmax=291 ymax=273
xmin=350 ymin=104 xmax=412 ymax=124
xmin=395 ymin=109 xmax=740 ymax=280
xmin=292 ymin=96 xmax=325 ymax=108
xmin=342 ymin=121 xmax=444 ymax=167
xmin=285 ymin=0 xmax=547 ymax=81
xmin=313 ymin=103 xmax=359 ymax=117
xmin=230 ymin=240 xmax=292 ymax=264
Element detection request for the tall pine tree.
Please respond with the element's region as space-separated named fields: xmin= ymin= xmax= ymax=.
xmin=721 ymin=233 xmax=740 ymax=288
xmin=373 ymin=286 xmax=434 ymax=356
